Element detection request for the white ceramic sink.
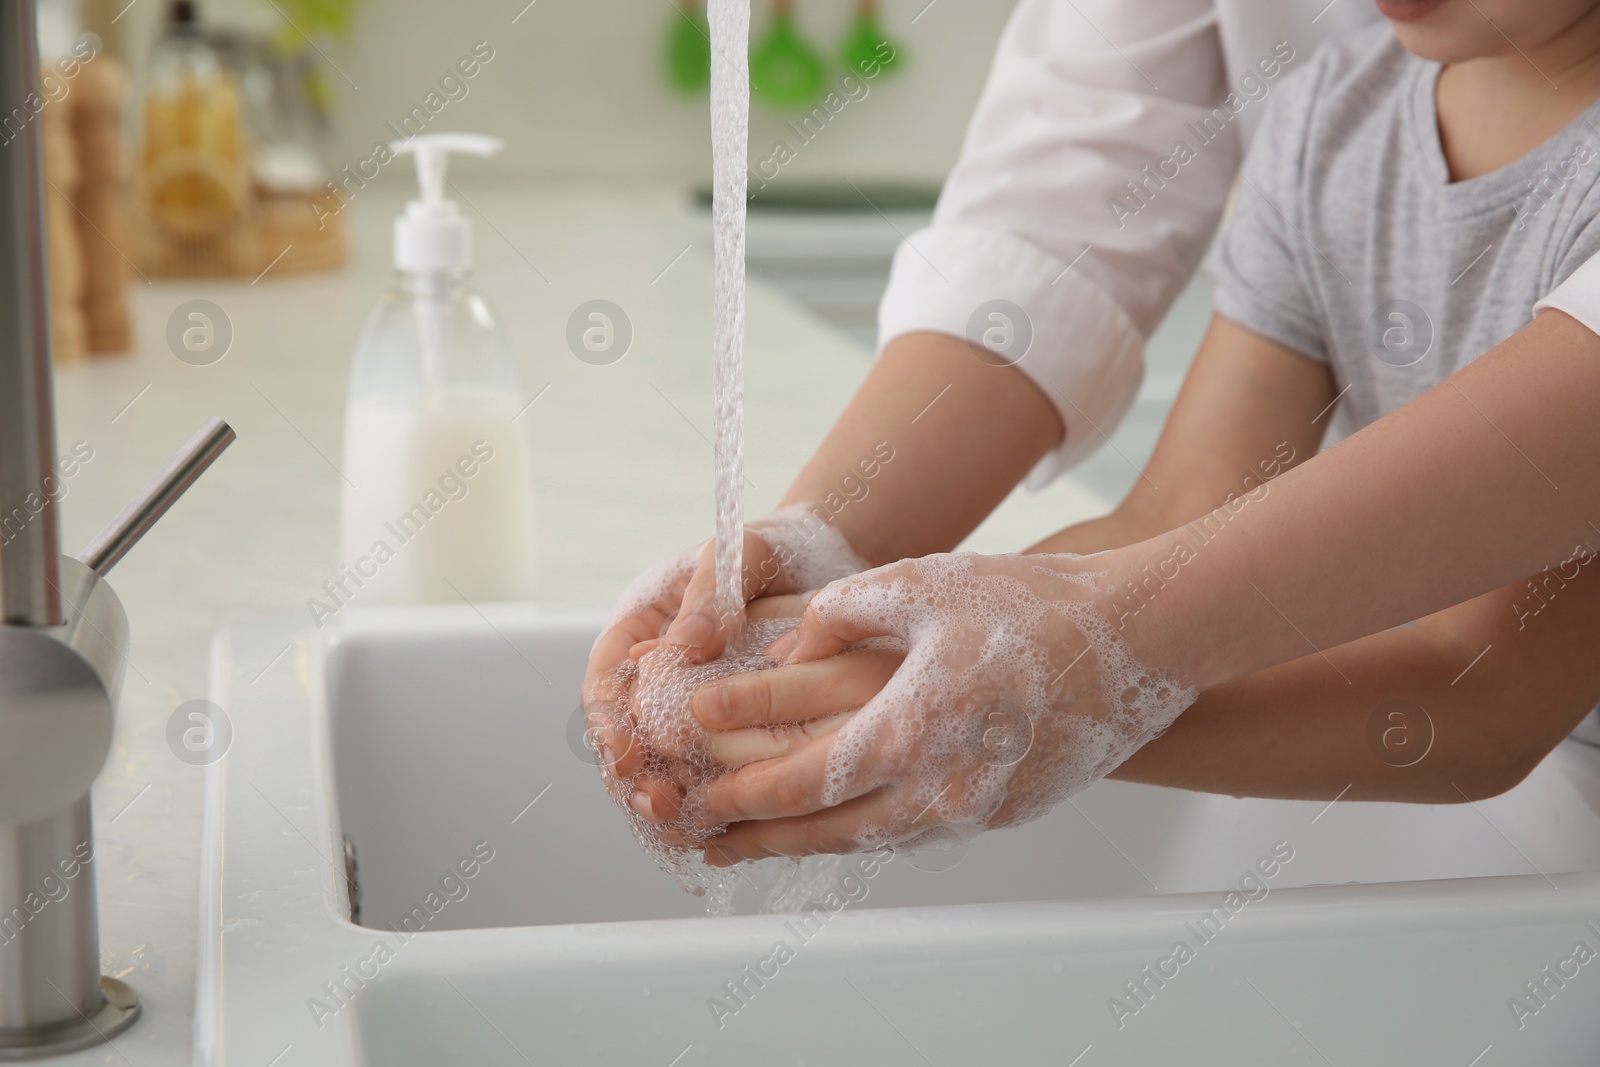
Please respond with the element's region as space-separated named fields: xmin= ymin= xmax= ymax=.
xmin=200 ymin=607 xmax=1600 ymax=1065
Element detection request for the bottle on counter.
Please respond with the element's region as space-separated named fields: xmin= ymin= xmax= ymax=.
xmin=136 ymin=0 xmax=252 ymax=274
xmin=338 ymin=132 xmax=538 ymax=607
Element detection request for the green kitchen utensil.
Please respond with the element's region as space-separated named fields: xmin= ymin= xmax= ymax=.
xmin=664 ymin=1 xmax=712 ymax=93
xmin=750 ymin=0 xmax=826 ymax=109
xmin=841 ymin=0 xmax=901 ymax=77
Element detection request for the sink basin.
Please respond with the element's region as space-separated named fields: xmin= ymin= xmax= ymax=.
xmin=201 ymin=607 xmax=1600 ymax=1065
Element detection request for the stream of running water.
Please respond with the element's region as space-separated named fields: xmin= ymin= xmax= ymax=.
xmin=709 ymin=0 xmax=750 ymax=629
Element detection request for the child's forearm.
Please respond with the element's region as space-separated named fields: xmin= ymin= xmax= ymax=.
xmin=1025 ymin=500 xmax=1172 ymax=557
xmin=779 ymin=331 xmax=1062 ymax=566
xmin=1038 ymin=486 xmax=1600 ymax=802
xmin=1116 ymin=309 xmax=1600 ymax=693
xmin=1111 ymin=572 xmax=1600 ymax=801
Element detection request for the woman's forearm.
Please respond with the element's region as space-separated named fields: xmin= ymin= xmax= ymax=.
xmin=779 ymin=331 xmax=1063 ymax=566
xmin=1115 ymin=309 xmax=1600 ymax=691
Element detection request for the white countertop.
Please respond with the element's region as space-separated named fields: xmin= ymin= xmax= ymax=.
xmin=45 ymin=184 xmax=1109 ymax=1065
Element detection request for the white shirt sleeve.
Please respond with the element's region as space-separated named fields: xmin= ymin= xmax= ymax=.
xmin=878 ymin=0 xmax=1240 ymax=485
xmin=1533 ymin=248 xmax=1600 ymax=336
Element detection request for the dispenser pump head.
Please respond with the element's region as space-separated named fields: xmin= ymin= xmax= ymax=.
xmin=390 ymin=133 xmax=504 ymax=273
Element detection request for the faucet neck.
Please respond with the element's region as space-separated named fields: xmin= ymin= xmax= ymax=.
xmin=0 ymin=0 xmax=62 ymax=628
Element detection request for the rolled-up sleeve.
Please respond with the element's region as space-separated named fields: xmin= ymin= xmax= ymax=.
xmin=878 ymin=0 xmax=1239 ymax=484
xmin=1532 ymin=200 xmax=1600 ymax=336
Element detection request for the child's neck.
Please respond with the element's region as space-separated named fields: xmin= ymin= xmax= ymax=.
xmin=1435 ymin=14 xmax=1600 ymax=182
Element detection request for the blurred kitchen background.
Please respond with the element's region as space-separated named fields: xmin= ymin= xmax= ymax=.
xmin=106 ymin=0 xmax=1003 ymax=184
xmin=54 ymin=0 xmax=1200 ymax=506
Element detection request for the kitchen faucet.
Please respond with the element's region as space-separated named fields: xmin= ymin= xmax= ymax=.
xmin=0 ymin=1 xmax=233 ymax=1056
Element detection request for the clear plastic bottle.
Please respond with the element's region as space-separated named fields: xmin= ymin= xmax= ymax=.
xmin=338 ymin=134 xmax=538 ymax=606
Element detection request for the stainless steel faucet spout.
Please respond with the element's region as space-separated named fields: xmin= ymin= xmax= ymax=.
xmin=0 ymin=4 xmax=236 ymax=1057
xmin=0 ymin=0 xmax=62 ymax=629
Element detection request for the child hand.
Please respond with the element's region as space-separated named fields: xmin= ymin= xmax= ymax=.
xmin=594 ymin=600 xmax=871 ymax=874
xmin=582 ymin=506 xmax=869 ymax=813
xmin=610 ymin=594 xmax=901 ymax=828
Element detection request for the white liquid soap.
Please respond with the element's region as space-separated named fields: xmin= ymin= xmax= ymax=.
xmin=339 ymin=132 xmax=537 ymax=606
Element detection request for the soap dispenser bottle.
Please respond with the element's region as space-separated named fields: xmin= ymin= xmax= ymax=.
xmin=339 ymin=133 xmax=538 ymax=606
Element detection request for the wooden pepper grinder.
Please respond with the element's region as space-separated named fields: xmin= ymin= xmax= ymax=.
xmin=70 ymin=51 xmax=133 ymax=354
xmin=42 ymin=88 xmax=87 ymax=365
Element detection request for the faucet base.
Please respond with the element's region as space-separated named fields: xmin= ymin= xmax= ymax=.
xmin=0 ymin=978 xmax=139 ymax=1061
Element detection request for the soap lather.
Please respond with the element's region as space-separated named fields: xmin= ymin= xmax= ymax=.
xmin=339 ymin=133 xmax=538 ymax=607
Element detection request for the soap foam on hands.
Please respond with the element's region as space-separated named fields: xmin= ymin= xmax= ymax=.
xmin=597 ymin=0 xmax=851 ymax=916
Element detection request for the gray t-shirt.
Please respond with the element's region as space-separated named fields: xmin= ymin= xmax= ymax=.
xmin=1208 ymin=21 xmax=1600 ymax=429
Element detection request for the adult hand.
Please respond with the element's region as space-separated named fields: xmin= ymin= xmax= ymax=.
xmin=688 ymin=552 xmax=1198 ymax=865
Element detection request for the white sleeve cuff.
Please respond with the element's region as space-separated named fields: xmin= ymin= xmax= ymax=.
xmin=1533 ymin=249 xmax=1600 ymax=336
xmin=877 ymin=224 xmax=1146 ymax=489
